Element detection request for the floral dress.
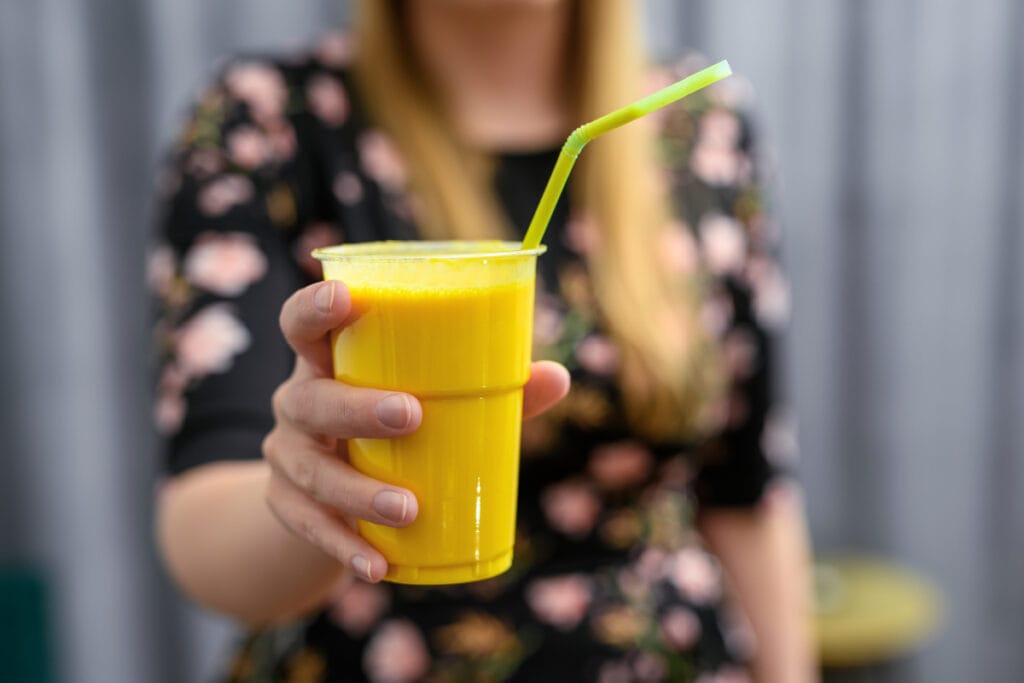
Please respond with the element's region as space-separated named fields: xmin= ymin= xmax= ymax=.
xmin=151 ymin=33 xmax=794 ymax=683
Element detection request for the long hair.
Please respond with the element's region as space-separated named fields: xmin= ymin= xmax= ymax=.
xmin=351 ymin=0 xmax=722 ymax=440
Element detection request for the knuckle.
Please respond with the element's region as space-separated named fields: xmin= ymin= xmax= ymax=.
xmin=261 ymin=429 xmax=280 ymax=463
xmin=288 ymin=382 xmax=318 ymax=429
xmin=272 ymin=380 xmax=314 ymax=429
xmin=292 ymin=455 xmax=319 ymax=496
xmin=278 ymin=291 xmax=298 ymax=336
xmin=294 ymin=516 xmax=321 ymax=549
xmin=270 ymin=384 xmax=287 ymax=419
xmin=318 ymin=529 xmax=346 ymax=562
xmin=264 ymin=482 xmax=282 ymax=515
xmin=263 ymin=481 xmax=289 ymax=528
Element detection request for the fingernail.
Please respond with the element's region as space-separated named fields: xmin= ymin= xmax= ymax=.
xmin=351 ymin=554 xmax=373 ymax=581
xmin=314 ymin=281 xmax=335 ymax=313
xmin=376 ymin=394 xmax=411 ymax=430
xmin=373 ymin=490 xmax=409 ymax=524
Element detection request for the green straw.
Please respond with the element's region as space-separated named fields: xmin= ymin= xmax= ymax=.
xmin=521 ymin=59 xmax=733 ymax=250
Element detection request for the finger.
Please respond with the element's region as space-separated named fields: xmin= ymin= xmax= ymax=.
xmin=266 ymin=474 xmax=388 ymax=582
xmin=274 ymin=379 xmax=422 ymax=438
xmin=279 ymin=281 xmax=353 ymax=376
xmin=263 ymin=431 xmax=419 ymax=528
xmin=522 ymin=361 xmax=571 ymax=419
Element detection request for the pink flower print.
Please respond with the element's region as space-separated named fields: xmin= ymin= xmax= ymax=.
xmin=691 ymin=143 xmax=743 ymax=186
xmin=726 ymin=391 xmax=749 ymax=428
xmin=533 ymin=295 xmax=565 ymax=347
xmin=697 ymin=108 xmax=741 ymax=149
xmin=700 ymin=286 xmax=734 ymax=337
xmin=146 ymin=244 xmax=176 ymax=297
xmin=690 ymin=109 xmax=749 ymax=186
xmin=153 ymin=365 xmax=189 ymax=434
xmin=224 ymin=62 xmax=288 ymax=126
xmin=708 ymin=73 xmax=756 ymax=111
xmin=316 ymin=31 xmax=353 ymax=67
xmin=197 ymin=175 xmax=255 ymax=217
xmin=697 ymin=667 xmax=752 ymax=683
xmin=358 ymin=130 xmax=408 ymax=192
xmin=153 ymin=390 xmax=186 ymax=434
xmin=616 ymin=569 xmax=649 ymax=603
xmin=588 ymin=441 xmax=654 ymax=492
xmin=526 ymin=574 xmax=593 ymax=631
xmin=657 ymin=455 xmax=693 ymax=490
xmin=697 ymin=396 xmax=730 ymax=433
xmin=333 ymin=171 xmax=365 ymax=205
xmin=722 ymin=326 xmax=758 ymax=380
xmin=328 ymin=580 xmax=391 ymax=638
xmin=159 ymin=364 xmax=188 ymax=394
xmin=227 ymin=126 xmax=270 ymax=170
xmin=597 ymin=660 xmax=633 ymax=683
xmin=266 ymin=120 xmax=298 ymax=160
xmin=174 ymin=304 xmax=251 ymax=379
xmin=669 ymin=548 xmax=722 ymax=605
xmin=575 ymin=335 xmax=620 ymax=376
xmin=633 ymin=547 xmax=669 ymax=582
xmin=307 ymin=74 xmax=349 ymax=127
xmin=760 ymin=408 xmax=799 ymax=467
xmin=541 ymin=479 xmax=602 ymax=539
xmin=660 ymin=221 xmax=698 ymax=275
xmin=295 ymin=222 xmax=344 ymax=280
xmin=746 ymin=256 xmax=791 ymax=329
xmin=632 ymin=651 xmax=668 ymax=682
xmin=564 ymin=213 xmax=602 ymax=255
xmin=363 ymin=619 xmax=430 ymax=683
xmin=386 ymin=194 xmax=417 ymax=223
xmin=183 ymin=231 xmax=267 ymax=297
xmin=660 ymin=607 xmax=701 ymax=651
xmin=699 ymin=214 xmax=747 ymax=276
xmin=185 ymin=149 xmax=226 ymax=179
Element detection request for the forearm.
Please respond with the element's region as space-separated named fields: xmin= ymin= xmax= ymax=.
xmin=156 ymin=460 xmax=348 ymax=625
xmin=699 ymin=486 xmax=818 ymax=683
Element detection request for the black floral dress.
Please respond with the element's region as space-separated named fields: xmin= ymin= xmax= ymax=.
xmin=151 ymin=33 xmax=795 ymax=683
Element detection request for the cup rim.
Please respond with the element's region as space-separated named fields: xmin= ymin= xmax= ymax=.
xmin=312 ymin=240 xmax=546 ymax=263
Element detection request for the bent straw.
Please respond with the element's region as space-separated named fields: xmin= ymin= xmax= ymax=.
xmin=521 ymin=60 xmax=732 ymax=250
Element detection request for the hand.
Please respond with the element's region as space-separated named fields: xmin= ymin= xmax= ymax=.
xmin=262 ymin=280 xmax=570 ymax=582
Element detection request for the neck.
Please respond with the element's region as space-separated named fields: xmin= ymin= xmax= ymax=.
xmin=405 ymin=0 xmax=574 ymax=151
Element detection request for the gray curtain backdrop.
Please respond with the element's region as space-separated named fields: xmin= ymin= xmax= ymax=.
xmin=0 ymin=1 xmax=1020 ymax=681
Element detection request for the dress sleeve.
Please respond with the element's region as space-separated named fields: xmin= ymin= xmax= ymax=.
xmin=149 ymin=58 xmax=308 ymax=475
xmin=660 ymin=60 xmax=794 ymax=509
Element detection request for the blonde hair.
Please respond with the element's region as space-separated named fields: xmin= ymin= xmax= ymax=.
xmin=352 ymin=0 xmax=721 ymax=440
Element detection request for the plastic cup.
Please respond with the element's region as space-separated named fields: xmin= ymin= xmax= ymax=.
xmin=313 ymin=240 xmax=545 ymax=585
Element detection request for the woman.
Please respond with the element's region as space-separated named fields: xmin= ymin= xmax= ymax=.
xmin=152 ymin=1 xmax=816 ymax=680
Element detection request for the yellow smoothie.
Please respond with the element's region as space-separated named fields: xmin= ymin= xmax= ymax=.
xmin=315 ymin=241 xmax=541 ymax=584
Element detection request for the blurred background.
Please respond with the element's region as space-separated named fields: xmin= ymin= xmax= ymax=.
xmin=0 ymin=0 xmax=1021 ymax=681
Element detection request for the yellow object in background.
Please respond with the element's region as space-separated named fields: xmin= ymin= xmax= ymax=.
xmin=814 ymin=555 xmax=944 ymax=668
xmin=316 ymin=241 xmax=542 ymax=585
